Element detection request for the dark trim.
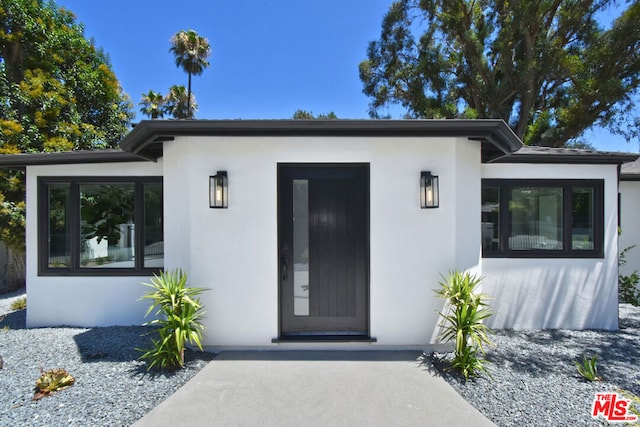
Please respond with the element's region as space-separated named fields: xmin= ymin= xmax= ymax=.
xmin=121 ymin=119 xmax=523 ymax=161
xmin=272 ymin=335 xmax=377 ymax=343
xmin=0 ymin=149 xmax=147 ymax=168
xmin=38 ymin=176 xmax=163 ymax=276
xmin=620 ymin=175 xmax=640 ymax=181
xmin=491 ymin=146 xmax=639 ymax=165
xmin=482 ymin=179 xmax=605 ymax=259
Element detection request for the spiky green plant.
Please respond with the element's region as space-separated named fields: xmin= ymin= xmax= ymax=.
xmin=575 ymin=354 xmax=601 ymax=381
xmin=435 ymin=271 xmax=493 ymax=380
xmin=33 ymin=368 xmax=75 ymax=400
xmin=138 ymin=268 xmax=207 ymax=370
xmin=10 ymin=296 xmax=26 ymax=311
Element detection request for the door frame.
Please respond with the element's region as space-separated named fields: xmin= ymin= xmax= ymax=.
xmin=276 ymin=163 xmax=371 ymax=339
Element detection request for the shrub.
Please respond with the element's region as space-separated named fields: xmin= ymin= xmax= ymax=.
xmin=10 ymin=296 xmax=26 ymax=311
xmin=619 ymin=245 xmax=640 ymax=306
xmin=435 ymin=270 xmax=493 ymax=380
xmin=33 ymin=368 xmax=75 ymax=400
xmin=575 ymin=353 xmax=601 ymax=382
xmin=138 ymin=268 xmax=207 ymax=370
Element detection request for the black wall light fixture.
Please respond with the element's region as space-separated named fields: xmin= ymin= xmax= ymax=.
xmin=420 ymin=171 xmax=439 ymax=208
xmin=210 ymin=171 xmax=228 ymax=208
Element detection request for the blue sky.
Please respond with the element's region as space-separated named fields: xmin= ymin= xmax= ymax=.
xmin=56 ymin=0 xmax=637 ymax=153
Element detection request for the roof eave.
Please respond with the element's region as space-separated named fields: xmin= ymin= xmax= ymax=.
xmin=120 ymin=119 xmax=523 ymax=161
xmin=0 ymin=150 xmax=147 ymax=168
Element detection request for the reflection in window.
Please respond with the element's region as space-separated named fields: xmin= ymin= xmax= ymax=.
xmin=509 ymin=187 xmax=563 ymax=251
xmin=572 ymin=188 xmax=594 ymax=250
xmin=80 ymin=184 xmax=135 ymax=268
xmin=48 ymin=184 xmax=71 ymax=268
xmin=40 ymin=177 xmax=163 ymax=274
xmin=144 ymin=183 xmax=164 ymax=268
xmin=293 ymin=179 xmax=309 ymax=316
xmin=481 ymin=186 xmax=500 ymax=252
xmin=481 ymin=179 xmax=603 ymax=258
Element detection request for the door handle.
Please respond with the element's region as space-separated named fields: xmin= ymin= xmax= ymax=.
xmin=281 ymin=254 xmax=288 ymax=282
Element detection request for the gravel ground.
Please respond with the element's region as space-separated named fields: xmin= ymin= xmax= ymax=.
xmin=1 ymin=294 xmax=639 ymax=427
xmin=0 ymin=308 xmax=215 ymax=427
xmin=430 ymin=303 xmax=640 ymax=426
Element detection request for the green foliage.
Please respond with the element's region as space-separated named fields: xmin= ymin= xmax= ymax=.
xmin=138 ymin=268 xmax=207 ymax=370
xmin=169 ymin=29 xmax=211 ymax=118
xmin=360 ymin=0 xmax=640 ymax=147
xmin=139 ymin=90 xmax=166 ymax=119
xmin=292 ymin=109 xmax=338 ymax=119
xmin=33 ymin=368 xmax=75 ymax=400
xmin=0 ymin=0 xmax=133 ymax=252
xmin=10 ymin=296 xmax=25 ymax=311
xmin=619 ymin=245 xmax=640 ymax=306
xmin=435 ymin=271 xmax=493 ymax=380
xmin=164 ymin=85 xmax=197 ymax=119
xmin=575 ymin=354 xmax=602 ymax=381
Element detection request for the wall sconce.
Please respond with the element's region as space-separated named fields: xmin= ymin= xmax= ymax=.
xmin=210 ymin=171 xmax=228 ymax=208
xmin=420 ymin=171 xmax=439 ymax=209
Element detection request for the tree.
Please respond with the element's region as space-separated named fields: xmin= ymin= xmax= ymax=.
xmin=292 ymin=109 xmax=338 ymax=119
xmin=359 ymin=0 xmax=640 ymax=147
xmin=0 ymin=0 xmax=133 ymax=289
xmin=169 ymin=29 xmax=211 ymax=119
xmin=164 ymin=85 xmax=197 ymax=119
xmin=139 ymin=90 xmax=166 ymax=119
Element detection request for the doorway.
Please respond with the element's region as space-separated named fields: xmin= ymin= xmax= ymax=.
xmin=278 ymin=164 xmax=369 ymax=337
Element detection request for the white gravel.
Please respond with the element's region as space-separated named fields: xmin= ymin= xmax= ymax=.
xmin=1 ymin=289 xmax=639 ymax=426
xmin=430 ymin=303 xmax=640 ymax=426
xmin=0 ymin=294 xmax=214 ymax=427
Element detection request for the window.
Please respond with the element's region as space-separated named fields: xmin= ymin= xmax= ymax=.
xmin=482 ymin=180 xmax=604 ymax=258
xmin=39 ymin=177 xmax=163 ymax=275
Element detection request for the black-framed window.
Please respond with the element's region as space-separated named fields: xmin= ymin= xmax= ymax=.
xmin=481 ymin=179 xmax=604 ymax=258
xmin=39 ymin=176 xmax=163 ymax=275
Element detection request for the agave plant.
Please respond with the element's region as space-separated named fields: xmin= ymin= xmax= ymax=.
xmin=575 ymin=354 xmax=602 ymax=381
xmin=138 ymin=268 xmax=207 ymax=370
xmin=33 ymin=368 xmax=75 ymax=400
xmin=435 ymin=270 xmax=493 ymax=380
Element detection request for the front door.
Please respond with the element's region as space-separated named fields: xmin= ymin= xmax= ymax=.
xmin=278 ymin=164 xmax=369 ymax=336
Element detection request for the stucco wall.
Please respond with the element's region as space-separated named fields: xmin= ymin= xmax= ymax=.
xmin=620 ymin=180 xmax=640 ymax=277
xmin=480 ymin=163 xmax=619 ymax=330
xmin=162 ymin=136 xmax=481 ymax=348
xmin=25 ymin=160 xmax=163 ymax=327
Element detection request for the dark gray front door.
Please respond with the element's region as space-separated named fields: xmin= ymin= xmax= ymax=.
xmin=278 ymin=164 xmax=369 ymax=336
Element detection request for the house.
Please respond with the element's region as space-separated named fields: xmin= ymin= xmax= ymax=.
xmin=620 ymin=157 xmax=640 ymax=277
xmin=0 ymin=119 xmax=636 ymax=350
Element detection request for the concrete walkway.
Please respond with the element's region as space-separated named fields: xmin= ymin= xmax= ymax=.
xmin=133 ymin=351 xmax=495 ymax=427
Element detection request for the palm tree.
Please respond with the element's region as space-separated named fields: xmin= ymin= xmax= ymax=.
xmin=139 ymin=90 xmax=166 ymax=119
xmin=169 ymin=30 xmax=211 ymax=118
xmin=164 ymin=85 xmax=197 ymax=119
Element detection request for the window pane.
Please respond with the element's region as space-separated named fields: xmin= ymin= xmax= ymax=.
xmin=144 ymin=183 xmax=164 ymax=268
xmin=572 ymin=187 xmax=594 ymax=250
xmin=293 ymin=179 xmax=309 ymax=316
xmin=48 ymin=184 xmax=71 ymax=268
xmin=481 ymin=186 xmax=500 ymax=251
xmin=80 ymin=184 xmax=135 ymax=268
xmin=509 ymin=187 xmax=563 ymax=250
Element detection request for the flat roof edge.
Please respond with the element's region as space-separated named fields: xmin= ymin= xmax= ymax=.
xmin=0 ymin=150 xmax=147 ymax=167
xmin=120 ymin=119 xmax=523 ymax=158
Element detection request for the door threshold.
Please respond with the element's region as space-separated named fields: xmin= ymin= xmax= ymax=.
xmin=272 ymin=335 xmax=377 ymax=343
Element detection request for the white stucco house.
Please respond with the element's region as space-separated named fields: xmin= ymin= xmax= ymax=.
xmin=620 ymin=158 xmax=640 ymax=277
xmin=0 ymin=119 xmax=636 ymax=351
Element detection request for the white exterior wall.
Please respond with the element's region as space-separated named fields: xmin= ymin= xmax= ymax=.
xmin=481 ymin=163 xmax=619 ymax=330
xmin=163 ymin=136 xmax=481 ymax=348
xmin=619 ymin=180 xmax=640 ymax=276
xmin=25 ymin=160 xmax=163 ymax=327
